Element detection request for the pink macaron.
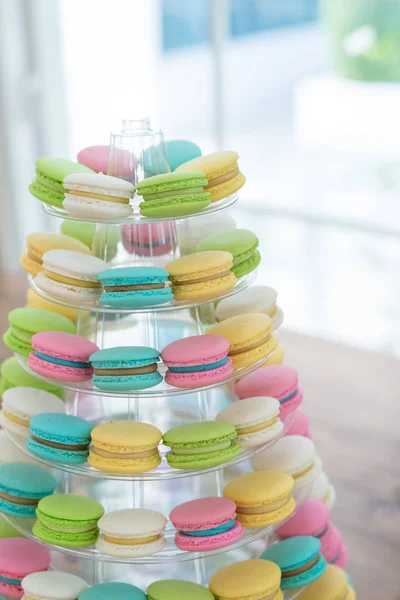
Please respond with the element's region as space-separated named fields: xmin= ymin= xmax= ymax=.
xmin=28 ymin=332 xmax=99 ymax=382
xmin=170 ymin=497 xmax=243 ymax=552
xmin=77 ymin=145 xmax=136 ymax=180
xmin=235 ymin=365 xmax=303 ymax=421
xmin=331 ymin=540 xmax=348 ymax=568
xmin=284 ymin=409 xmax=312 ymax=439
xmin=0 ymin=538 xmax=51 ymax=598
xmin=121 ymin=222 xmax=177 ymax=256
xmin=161 ymin=335 xmax=233 ymax=389
xmin=319 ymin=522 xmax=346 ymax=565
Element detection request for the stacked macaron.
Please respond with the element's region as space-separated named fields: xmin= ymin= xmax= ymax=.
xmin=33 ymin=494 xmax=105 ymax=548
xmin=277 ymin=500 xmax=348 ymax=568
xmin=0 ymin=538 xmax=51 ymax=599
xmin=90 ymin=346 xmax=162 ymax=391
xmin=161 ymin=335 xmax=233 ymax=389
xmin=170 ymin=497 xmax=243 ymax=552
xmin=29 ymin=157 xmax=94 ymax=208
xmin=0 ymin=462 xmax=57 ymax=518
xmin=98 ymin=266 xmax=173 ymax=308
xmin=163 ymin=421 xmax=239 ymax=470
xmin=207 ymin=313 xmax=278 ymax=370
xmin=28 ymin=332 xmax=99 ymax=382
xmin=235 ymin=364 xmax=303 ymax=421
xmin=0 ymin=356 xmax=63 ymax=398
xmin=216 ymin=284 xmax=281 ymax=326
xmin=20 ymin=232 xmax=90 ymax=276
xmin=35 ymin=250 xmax=107 ymax=303
xmin=310 ymin=471 xmax=336 ymax=509
xmin=195 ymin=228 xmax=260 ymax=277
xmin=166 ymin=251 xmax=237 ymax=301
xmin=63 ymin=172 xmax=135 ymax=219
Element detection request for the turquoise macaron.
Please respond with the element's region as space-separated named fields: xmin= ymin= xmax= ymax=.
xmin=29 ymin=157 xmax=94 ymax=208
xmin=260 ymin=536 xmax=326 ymax=590
xmin=79 ymin=582 xmax=146 ymax=600
xmin=166 ymin=140 xmax=202 ymax=171
xmin=147 ymin=580 xmax=214 ymax=600
xmin=26 ymin=413 xmax=94 ymax=465
xmin=90 ymin=346 xmax=163 ymax=391
xmin=0 ymin=462 xmax=57 ymax=519
xmin=195 ymin=228 xmax=260 ymax=277
xmin=98 ymin=266 xmax=173 ymax=309
xmin=137 ymin=172 xmax=211 ymax=218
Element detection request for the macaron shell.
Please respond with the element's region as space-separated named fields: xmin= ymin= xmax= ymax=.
xmin=172 ymin=271 xmax=236 ymax=301
xmin=207 ymin=170 xmax=246 ymax=202
xmin=100 ymin=289 xmax=173 ymax=309
xmin=29 ymin=181 xmax=64 ymax=208
xmin=88 ymin=451 xmax=161 ymax=474
xmin=332 ymin=543 xmax=348 ymax=568
xmin=232 ymin=334 xmax=279 ymax=370
xmin=280 ymin=553 xmax=327 ymax=590
xmin=236 ymin=417 xmax=284 ymax=448
xmin=32 ymin=520 xmax=99 ymax=548
xmin=320 ymin=523 xmax=343 ymax=563
xmin=284 ymin=409 xmax=310 ymax=437
xmin=139 ymin=194 xmax=211 ymax=218
xmin=279 ymin=388 xmax=304 ymax=421
xmin=35 ymin=271 xmax=102 ymax=303
xmin=26 ymin=436 xmax=89 ymax=465
xmin=166 ymin=442 xmax=240 ymax=470
xmin=277 ymin=500 xmax=329 ymax=539
xmin=232 ymin=248 xmax=261 ymax=277
xmin=26 ymin=288 xmax=78 ymax=323
xmin=264 ymin=342 xmax=284 ymax=365
xmin=235 ymin=364 xmax=297 ymax=400
xmin=147 ymin=579 xmax=214 ymax=600
xmin=238 ymin=495 xmax=296 ymax=528
xmin=170 ymin=496 xmax=236 ymax=531
xmin=96 ymin=534 xmax=167 ymax=558
xmin=208 ymin=558 xmax=282 ymax=600
xmin=175 ymin=521 xmax=243 ymax=551
xmin=3 ymin=330 xmax=32 ymax=356
xmin=165 ymin=360 xmax=233 ymax=389
xmin=20 ymin=253 xmax=43 ymax=276
xmin=0 ymin=357 xmax=63 ymax=398
xmin=21 ymin=571 xmax=89 ymax=600
xmin=28 ymin=353 xmax=93 ymax=382
xmin=92 ymin=372 xmax=163 ymax=391
xmin=165 ymin=140 xmax=202 ymax=171
xmin=296 ymin=564 xmax=350 ymax=600
xmin=63 ymin=194 xmax=134 ymax=219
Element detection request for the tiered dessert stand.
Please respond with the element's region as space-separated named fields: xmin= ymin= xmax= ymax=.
xmin=4 ymin=121 xmax=313 ymax=598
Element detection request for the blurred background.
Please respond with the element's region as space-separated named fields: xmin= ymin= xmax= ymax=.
xmin=1 ymin=0 xmax=400 ymax=355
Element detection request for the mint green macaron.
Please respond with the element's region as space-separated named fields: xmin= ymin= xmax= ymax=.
xmin=137 ymin=172 xmax=211 ymax=218
xmin=29 ymin=158 xmax=94 ymax=208
xmin=3 ymin=308 xmax=76 ymax=356
xmin=195 ymin=229 xmax=260 ymax=277
xmin=163 ymin=421 xmax=239 ymax=470
xmin=0 ymin=356 xmax=63 ymax=398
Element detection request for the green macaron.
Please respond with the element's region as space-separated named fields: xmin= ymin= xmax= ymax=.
xmin=29 ymin=158 xmax=94 ymax=208
xmin=60 ymin=220 xmax=121 ymax=257
xmin=33 ymin=494 xmax=104 ymax=548
xmin=3 ymin=308 xmax=76 ymax=356
xmin=0 ymin=514 xmax=23 ymax=538
xmin=60 ymin=220 xmax=96 ymax=249
xmin=137 ymin=171 xmax=211 ymax=218
xmin=0 ymin=356 xmax=63 ymax=398
xmin=195 ymin=228 xmax=261 ymax=277
xmin=163 ymin=421 xmax=239 ymax=470
xmin=147 ymin=580 xmax=214 ymax=600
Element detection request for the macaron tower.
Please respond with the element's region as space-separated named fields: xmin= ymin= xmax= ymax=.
xmin=6 ymin=133 xmax=353 ymax=597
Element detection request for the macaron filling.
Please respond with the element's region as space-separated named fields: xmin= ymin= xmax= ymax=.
xmin=65 ymin=188 xmax=132 ymax=204
xmin=236 ymin=417 xmax=278 ymax=434
xmin=27 ymin=248 xmax=43 ymax=265
xmin=172 ymin=270 xmax=232 ymax=287
xmin=180 ymin=519 xmax=236 ymax=537
xmin=34 ymin=352 xmax=91 ymax=369
xmin=102 ymin=533 xmax=161 ymax=545
xmin=281 ymin=554 xmax=320 ymax=578
xmin=172 ymin=440 xmax=233 ymax=455
xmin=36 ymin=172 xmax=64 ymax=193
xmin=0 ymin=491 xmax=39 ymax=505
xmin=237 ymin=496 xmax=292 ymax=515
xmin=143 ymin=186 xmax=205 ymax=201
xmin=90 ymin=447 xmax=159 ymax=459
xmin=2 ymin=409 xmax=30 ymax=427
xmin=205 ymin=166 xmax=239 ymax=189
xmin=279 ymin=389 xmax=298 ymax=403
xmin=103 ymin=282 xmax=171 ymax=292
xmin=30 ymin=435 xmax=89 ymax=451
xmin=44 ymin=270 xmax=101 ymax=288
xmin=10 ymin=326 xmax=33 ymax=344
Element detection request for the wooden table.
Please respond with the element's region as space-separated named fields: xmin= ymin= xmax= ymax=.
xmin=1 ymin=274 xmax=399 ymax=598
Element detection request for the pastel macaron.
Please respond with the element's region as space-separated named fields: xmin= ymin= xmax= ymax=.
xmin=29 ymin=157 xmax=94 ymax=208
xmin=60 ymin=219 xmax=96 ymax=249
xmin=161 ymin=335 xmax=233 ymax=389
xmin=137 ymin=171 xmax=211 ymax=218
xmin=166 ymin=251 xmax=236 ymax=301
xmin=284 ymin=409 xmax=312 ymax=438
xmin=0 ymin=387 xmax=64 ymax=438
xmin=0 ymin=356 xmax=63 ymax=399
xmin=3 ymin=308 xmax=76 ymax=357
xmin=310 ymin=471 xmax=336 ymax=509
xmin=216 ymin=396 xmax=283 ymax=448
xmin=90 ymin=346 xmax=162 ymax=391
xmin=297 ymin=564 xmax=355 ymax=600
xmin=252 ymin=435 xmax=322 ymax=489
xmin=235 ymin=365 xmax=303 ymax=421
xmin=80 ymin=583 xmax=146 ymax=600
xmin=195 ymin=229 xmax=260 ymax=278
xmin=170 ymin=496 xmax=243 ymax=552
xmin=176 ymin=150 xmax=246 ymax=202
xmin=98 ymin=266 xmax=173 ymax=308
xmin=261 ymin=536 xmax=326 ymax=590
xmin=223 ymin=470 xmax=295 ymax=528
xmin=209 ymin=559 xmax=282 ymax=600
xmin=177 ymin=212 xmax=236 ymax=255
xmin=0 ymin=462 xmax=57 ymax=518
xmin=121 ymin=222 xmax=177 ymax=256
xmin=20 ymin=232 xmax=90 ymax=276
xmin=27 ymin=413 xmax=94 ymax=465
xmin=207 ymin=313 xmax=278 ymax=370
xmin=0 ymin=538 xmax=51 ymax=599
xmin=26 ymin=288 xmax=78 ymax=324
xmin=29 ymin=332 xmax=99 ymax=382
xmin=33 ymin=493 xmax=105 ymax=548
xmin=163 ymin=421 xmax=239 ymax=470
xmin=216 ymin=285 xmax=280 ymax=322
xmin=88 ymin=421 xmax=163 ymax=474
xmin=77 ymin=144 xmax=113 ymax=173
xmin=35 ymin=250 xmax=107 ymax=303
xmin=22 ymin=571 xmax=89 ymax=600
xmin=96 ymin=508 xmax=167 ymax=557
xmin=147 ymin=580 xmax=214 ymax=600
xmin=165 ymin=139 xmax=202 ymax=170
xmin=63 ymin=172 xmax=135 ymax=219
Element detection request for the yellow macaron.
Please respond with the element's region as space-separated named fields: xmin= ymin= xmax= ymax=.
xmin=207 ymin=313 xmax=278 ymax=369
xmin=298 ymin=564 xmax=355 ymax=600
xmin=20 ymin=232 xmax=90 ymax=276
xmin=209 ymin=559 xmax=283 ymax=600
xmin=176 ymin=151 xmax=246 ymax=202
xmin=166 ymin=251 xmax=236 ymax=301
xmin=88 ymin=421 xmax=163 ymax=474
xmin=26 ymin=288 xmax=78 ymax=323
xmin=264 ymin=342 xmax=284 ymax=365
xmin=223 ymin=470 xmax=295 ymax=528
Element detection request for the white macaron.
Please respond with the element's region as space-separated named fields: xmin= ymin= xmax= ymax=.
xmin=35 ymin=249 xmax=107 ymax=303
xmin=310 ymin=471 xmax=336 ymax=509
xmin=216 ymin=285 xmax=283 ymax=329
xmin=96 ymin=508 xmax=167 ymax=558
xmin=21 ymin=571 xmax=88 ymax=600
xmin=252 ymin=434 xmax=322 ymax=488
xmin=63 ymin=172 xmax=134 ymax=219
xmin=216 ymin=396 xmax=283 ymax=448
xmin=0 ymin=387 xmax=65 ymax=438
